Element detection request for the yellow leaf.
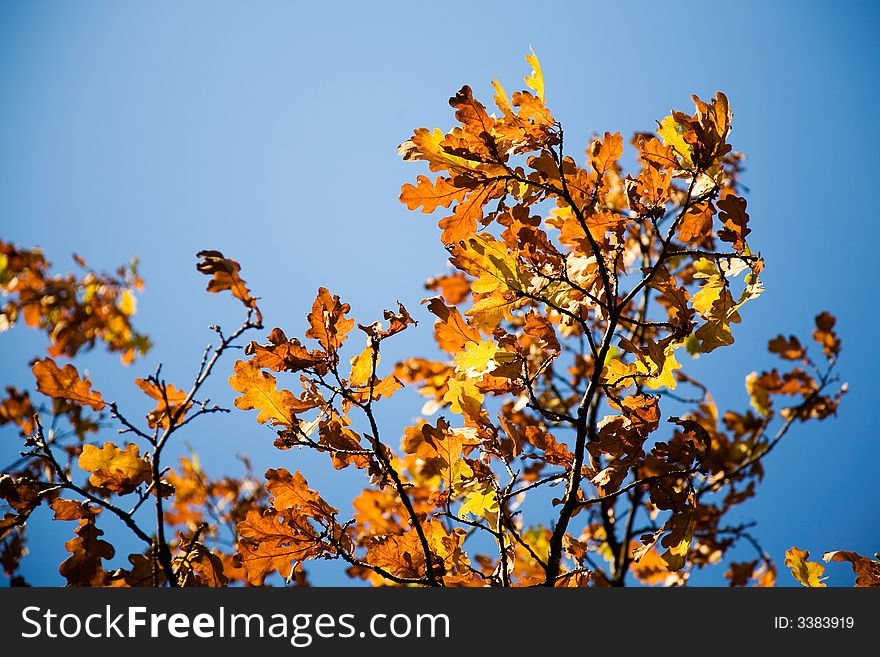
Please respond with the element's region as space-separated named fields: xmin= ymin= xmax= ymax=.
xmin=524 ymin=47 xmax=544 ymax=102
xmin=78 ymin=442 xmax=151 ymax=494
xmin=692 ymin=274 xmax=725 ymax=317
xmin=452 ymin=234 xmax=529 ymax=296
xmin=657 ymin=114 xmax=694 ymax=169
xmin=119 ymin=289 xmax=137 ymax=316
xmin=785 ymin=547 xmax=827 ymax=587
xmin=453 ymin=339 xmax=498 ymax=377
xmin=458 ymin=480 xmax=499 ymax=521
xmin=349 ymin=343 xmax=377 ymax=387
xmin=443 ymin=377 xmax=484 ymax=420
xmin=465 ymin=291 xmax=526 ymax=330
xmin=602 ymin=343 xmax=682 ymax=391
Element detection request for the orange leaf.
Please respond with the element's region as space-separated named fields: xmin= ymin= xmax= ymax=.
xmin=590 ymin=131 xmax=623 ymax=175
xmin=399 ymin=175 xmax=467 ymax=213
xmin=305 ymin=287 xmax=355 ymax=353
xmin=676 ymin=202 xmax=714 ymax=242
xmin=228 ymin=359 xmax=314 ymax=427
xmin=425 ymin=298 xmax=480 ymax=353
xmin=32 ymin=358 xmax=105 ymax=411
xmin=134 ymin=378 xmax=192 ymax=428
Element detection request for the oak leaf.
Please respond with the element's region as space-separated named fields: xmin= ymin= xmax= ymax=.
xmin=716 ymin=194 xmax=751 ymax=253
xmin=134 ymin=378 xmax=192 ymax=428
xmin=78 ymin=442 xmax=151 ymax=494
xmin=785 ymin=547 xmax=826 ymax=587
xmin=196 ymin=250 xmax=261 ymax=321
xmin=32 ymin=358 xmax=105 ymax=411
xmin=59 ymin=516 xmax=115 ymax=586
xmin=822 ymin=550 xmax=880 ymax=588
xmin=399 ymin=175 xmax=467 ymax=213
xmin=305 ymin=287 xmax=355 ymax=353
xmin=229 ymin=359 xmax=318 ymax=427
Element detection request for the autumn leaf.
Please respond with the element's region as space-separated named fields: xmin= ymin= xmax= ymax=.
xmin=458 ymin=480 xmax=499 ymax=521
xmin=676 ymin=202 xmax=715 ymax=242
xmin=32 ymin=358 xmax=105 ymax=411
xmin=358 ymin=302 xmax=416 ymax=341
xmin=524 ymin=47 xmax=544 ymax=102
xmin=523 ymin=312 xmax=560 ymax=353
xmin=364 ymin=531 xmax=430 ymax=580
xmin=453 ymin=338 xmax=511 ymax=378
xmin=175 ymin=543 xmax=229 ymax=587
xmin=590 ymin=132 xmax=623 ymax=175
xmin=822 ymin=550 xmax=880 ymax=588
xmin=237 ymin=509 xmax=329 ymax=586
xmin=426 ymin=272 xmax=471 ymax=306
xmin=785 ymin=547 xmax=827 ymax=587
xmin=812 ymin=311 xmax=840 ymax=359
xmin=245 ymin=327 xmax=327 ymax=374
xmin=657 ymin=113 xmax=695 ymax=170
xmin=425 ymin=298 xmax=481 ymax=352
xmin=50 ymin=498 xmax=91 ymax=521
xmin=229 ymin=359 xmax=320 ymax=427
xmin=444 ymin=377 xmax=485 ymax=421
xmin=134 ymin=377 xmax=192 ymax=428
xmin=716 ymin=194 xmax=751 ymax=253
xmin=265 ymin=468 xmax=337 ymax=519
xmin=78 ymin=442 xmax=151 ymax=494
xmin=59 ymin=516 xmax=115 ymax=586
xmin=768 ymin=335 xmax=806 ymax=361
xmin=305 ymin=287 xmax=356 ymax=354
xmin=399 ymin=175 xmax=467 ymax=213
xmin=196 ymin=250 xmax=261 ymax=321
xmin=349 ymin=343 xmax=377 ymax=387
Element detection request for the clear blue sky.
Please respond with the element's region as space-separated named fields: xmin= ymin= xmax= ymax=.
xmin=1 ymin=0 xmax=876 ymax=586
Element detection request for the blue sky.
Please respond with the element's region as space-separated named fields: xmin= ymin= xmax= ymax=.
xmin=1 ymin=0 xmax=876 ymax=586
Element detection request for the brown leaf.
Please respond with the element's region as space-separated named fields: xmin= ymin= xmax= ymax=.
xmin=265 ymin=468 xmax=337 ymax=519
xmin=364 ymin=531 xmax=430 ymax=580
xmin=812 ymin=311 xmax=840 ymax=359
xmin=49 ymin=498 xmax=91 ymax=521
xmin=237 ymin=509 xmax=331 ymax=585
xmin=716 ymin=195 xmax=751 ymax=253
xmin=523 ymin=312 xmax=560 ymax=353
xmin=245 ymin=328 xmax=327 ymax=374
xmin=822 ymin=551 xmax=880 ymax=587
xmin=767 ymin=335 xmax=806 ymax=361
xmin=176 ymin=543 xmax=229 ymax=587
xmin=59 ymin=516 xmax=115 ymax=586
xmin=196 ymin=250 xmax=261 ymax=321
xmin=358 ymin=302 xmax=417 ymax=341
